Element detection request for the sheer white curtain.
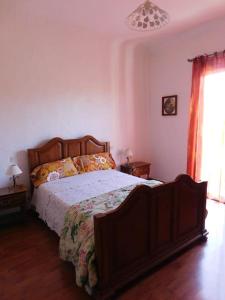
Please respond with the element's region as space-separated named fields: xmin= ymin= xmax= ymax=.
xmin=200 ymin=71 xmax=225 ymax=202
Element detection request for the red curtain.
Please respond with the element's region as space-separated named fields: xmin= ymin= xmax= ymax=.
xmin=187 ymin=52 xmax=225 ymax=180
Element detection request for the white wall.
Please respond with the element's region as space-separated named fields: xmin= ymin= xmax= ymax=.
xmin=2 ymin=2 xmax=224 ymax=188
xmin=145 ymin=17 xmax=225 ymax=181
xmin=0 ymin=22 xmax=113 ymax=187
xmin=0 ymin=7 xmax=150 ymax=188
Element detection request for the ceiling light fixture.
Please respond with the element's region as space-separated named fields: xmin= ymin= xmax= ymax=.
xmin=126 ymin=0 xmax=169 ymax=32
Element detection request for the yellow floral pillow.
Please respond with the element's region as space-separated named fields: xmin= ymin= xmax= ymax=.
xmin=31 ymin=157 xmax=78 ymax=187
xmin=73 ymin=152 xmax=116 ymax=174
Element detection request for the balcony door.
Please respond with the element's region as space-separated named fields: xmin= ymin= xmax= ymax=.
xmin=200 ymin=71 xmax=225 ymax=202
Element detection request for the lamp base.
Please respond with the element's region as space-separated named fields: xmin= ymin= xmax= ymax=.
xmin=12 ymin=175 xmax=16 ymax=188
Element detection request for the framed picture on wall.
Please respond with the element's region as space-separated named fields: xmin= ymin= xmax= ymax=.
xmin=162 ymin=95 xmax=177 ymax=116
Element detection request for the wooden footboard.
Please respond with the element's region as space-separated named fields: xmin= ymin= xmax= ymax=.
xmin=94 ymin=174 xmax=207 ymax=299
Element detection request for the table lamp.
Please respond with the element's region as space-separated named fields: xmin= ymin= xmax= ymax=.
xmin=6 ymin=164 xmax=23 ymax=188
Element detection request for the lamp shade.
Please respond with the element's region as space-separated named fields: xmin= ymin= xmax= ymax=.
xmin=126 ymin=0 xmax=169 ymax=32
xmin=6 ymin=164 xmax=22 ymax=177
xmin=126 ymin=148 xmax=133 ymax=158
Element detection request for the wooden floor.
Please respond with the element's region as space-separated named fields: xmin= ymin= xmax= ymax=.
xmin=0 ymin=200 xmax=225 ymax=300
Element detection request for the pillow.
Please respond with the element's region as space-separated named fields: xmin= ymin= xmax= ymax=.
xmin=31 ymin=157 xmax=78 ymax=187
xmin=73 ymin=152 xmax=116 ymax=174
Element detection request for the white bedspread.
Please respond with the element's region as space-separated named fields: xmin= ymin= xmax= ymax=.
xmin=32 ymin=170 xmax=149 ymax=236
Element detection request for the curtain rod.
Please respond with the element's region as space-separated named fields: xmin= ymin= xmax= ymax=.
xmin=187 ymin=49 xmax=225 ymax=62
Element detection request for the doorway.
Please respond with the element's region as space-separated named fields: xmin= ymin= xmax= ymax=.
xmin=200 ymin=71 xmax=225 ymax=202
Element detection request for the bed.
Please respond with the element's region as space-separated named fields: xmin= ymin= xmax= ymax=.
xmin=28 ymin=135 xmax=208 ymax=299
xmin=32 ymin=169 xmax=159 ymax=236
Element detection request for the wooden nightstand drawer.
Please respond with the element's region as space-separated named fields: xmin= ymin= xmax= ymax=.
xmin=121 ymin=161 xmax=151 ymax=179
xmin=133 ymin=165 xmax=150 ymax=177
xmin=0 ymin=193 xmax=25 ymax=209
xmin=0 ymin=186 xmax=27 ymax=224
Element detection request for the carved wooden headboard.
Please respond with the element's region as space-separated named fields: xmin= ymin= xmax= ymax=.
xmin=28 ymin=135 xmax=110 ymax=172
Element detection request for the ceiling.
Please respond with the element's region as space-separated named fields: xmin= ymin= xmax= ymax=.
xmin=3 ymin=0 xmax=225 ymax=39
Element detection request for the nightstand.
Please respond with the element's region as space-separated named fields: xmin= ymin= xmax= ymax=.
xmin=121 ymin=162 xmax=151 ymax=179
xmin=0 ymin=185 xmax=27 ymax=224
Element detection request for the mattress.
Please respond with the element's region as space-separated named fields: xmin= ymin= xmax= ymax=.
xmin=32 ymin=170 xmax=150 ymax=236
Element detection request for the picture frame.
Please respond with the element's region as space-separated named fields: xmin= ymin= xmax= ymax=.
xmin=162 ymin=95 xmax=177 ymax=116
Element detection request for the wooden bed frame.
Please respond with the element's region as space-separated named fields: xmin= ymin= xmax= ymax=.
xmin=28 ymin=135 xmax=208 ymax=300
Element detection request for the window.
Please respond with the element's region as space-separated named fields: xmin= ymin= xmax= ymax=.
xmin=200 ymin=71 xmax=225 ymax=202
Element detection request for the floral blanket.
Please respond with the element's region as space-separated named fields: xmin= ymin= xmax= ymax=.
xmin=59 ymin=180 xmax=161 ymax=289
